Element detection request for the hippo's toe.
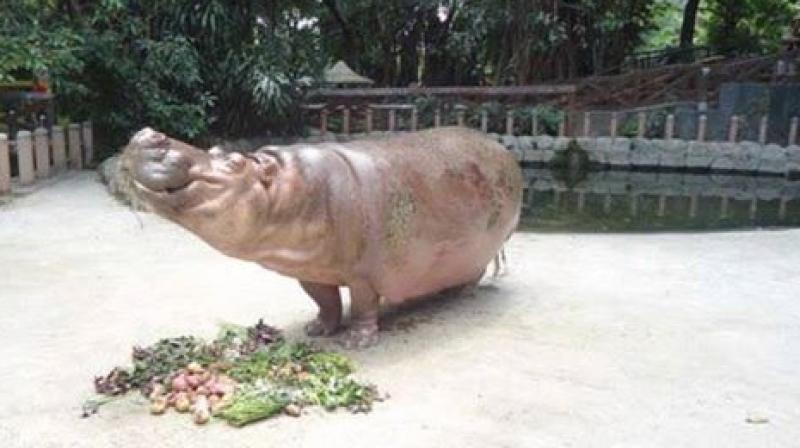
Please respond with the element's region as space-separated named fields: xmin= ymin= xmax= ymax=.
xmin=304 ymin=317 xmax=339 ymax=337
xmin=339 ymin=326 xmax=379 ymax=350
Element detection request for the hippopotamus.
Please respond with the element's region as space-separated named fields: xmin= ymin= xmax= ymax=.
xmin=122 ymin=127 xmax=523 ymax=348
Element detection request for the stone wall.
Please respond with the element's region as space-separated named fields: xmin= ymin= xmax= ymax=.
xmin=492 ymin=134 xmax=800 ymax=176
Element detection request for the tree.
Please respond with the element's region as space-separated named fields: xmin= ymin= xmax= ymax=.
xmin=680 ymin=0 xmax=701 ymax=50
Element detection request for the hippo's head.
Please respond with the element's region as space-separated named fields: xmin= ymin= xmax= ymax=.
xmin=122 ymin=128 xmax=280 ymax=254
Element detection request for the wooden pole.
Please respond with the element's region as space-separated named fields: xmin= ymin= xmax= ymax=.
xmin=657 ymin=195 xmax=667 ymax=217
xmin=51 ymin=126 xmax=66 ymax=172
xmin=411 ymin=107 xmax=418 ymax=131
xmin=665 ymin=114 xmax=675 ymax=140
xmin=728 ymin=116 xmax=739 ymax=143
xmin=388 ymin=108 xmax=396 ymax=132
xmin=558 ymin=112 xmax=566 ymax=137
xmin=82 ymin=121 xmax=93 ymax=165
xmin=789 ymin=117 xmax=798 ymax=146
xmin=68 ymin=124 xmax=82 ymax=169
xmin=17 ymin=131 xmax=35 ymax=185
xmin=697 ymin=114 xmax=707 ymax=142
xmin=505 ymin=110 xmax=514 ymax=135
xmin=434 ymin=108 xmax=441 ymax=127
xmin=320 ymin=108 xmax=328 ymax=135
xmin=610 ymin=112 xmax=618 ymax=139
xmin=531 ymin=112 xmax=539 ymax=136
xmin=637 ymin=111 xmax=647 ymax=138
xmin=366 ymin=107 xmax=374 ymax=133
xmin=758 ymin=116 xmax=768 ymax=145
xmin=0 ymin=134 xmax=9 ymax=195
xmin=34 ymin=127 xmax=50 ymax=179
xmin=342 ymin=108 xmax=350 ymax=135
xmin=456 ymin=106 xmax=465 ymax=127
xmin=583 ymin=112 xmax=591 ymax=137
xmin=480 ymin=110 xmax=488 ymax=133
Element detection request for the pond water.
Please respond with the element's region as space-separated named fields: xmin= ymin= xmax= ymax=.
xmin=520 ymin=168 xmax=800 ymax=232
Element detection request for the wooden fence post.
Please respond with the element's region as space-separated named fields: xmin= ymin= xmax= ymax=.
xmin=583 ymin=112 xmax=591 ymax=137
xmin=320 ymin=108 xmax=329 ymax=135
xmin=341 ymin=108 xmax=350 ymax=135
xmin=480 ymin=110 xmax=488 ymax=133
xmin=728 ymin=115 xmax=739 ymax=143
xmin=455 ymin=105 xmax=466 ymax=127
xmin=758 ymin=116 xmax=768 ymax=145
xmin=0 ymin=134 xmax=9 ymax=195
xmin=665 ymin=114 xmax=675 ymax=141
xmin=610 ymin=112 xmax=618 ymax=139
xmin=434 ymin=108 xmax=441 ymax=127
xmin=505 ymin=109 xmax=514 ymax=135
xmin=366 ymin=107 xmax=374 ymax=133
xmin=82 ymin=121 xmax=93 ymax=165
xmin=52 ymin=126 xmax=66 ymax=172
xmin=68 ymin=124 xmax=82 ymax=169
xmin=411 ymin=107 xmax=418 ymax=131
xmin=17 ymin=131 xmax=35 ymax=185
xmin=789 ymin=117 xmax=798 ymax=146
xmin=637 ymin=111 xmax=647 ymax=137
xmin=558 ymin=112 xmax=566 ymax=137
xmin=531 ymin=112 xmax=539 ymax=136
xmin=34 ymin=127 xmax=50 ymax=179
xmin=388 ymin=108 xmax=397 ymax=131
xmin=697 ymin=114 xmax=707 ymax=142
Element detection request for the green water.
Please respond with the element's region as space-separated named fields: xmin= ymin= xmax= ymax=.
xmin=519 ymin=168 xmax=800 ymax=232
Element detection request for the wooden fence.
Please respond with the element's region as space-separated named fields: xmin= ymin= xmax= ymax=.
xmin=301 ymin=103 xmax=799 ymax=147
xmin=0 ymin=121 xmax=93 ymax=196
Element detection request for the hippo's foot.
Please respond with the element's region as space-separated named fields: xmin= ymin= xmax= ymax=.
xmin=304 ymin=317 xmax=339 ymax=337
xmin=339 ymin=325 xmax=379 ymax=350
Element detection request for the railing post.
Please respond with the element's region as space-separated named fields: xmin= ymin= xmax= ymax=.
xmin=505 ymin=109 xmax=514 ymax=135
xmin=366 ymin=107 xmax=374 ymax=133
xmin=0 ymin=134 xmax=9 ymax=195
xmin=531 ymin=112 xmax=539 ymax=136
xmin=320 ymin=108 xmax=329 ymax=136
xmin=34 ymin=127 xmax=50 ymax=179
xmin=434 ymin=108 xmax=441 ymax=127
xmin=388 ymin=108 xmax=397 ymax=132
xmin=341 ymin=107 xmax=350 ymax=135
xmin=68 ymin=123 xmax=82 ymax=169
xmin=697 ymin=114 xmax=707 ymax=142
xmin=665 ymin=114 xmax=675 ymax=141
xmin=637 ymin=111 xmax=647 ymax=138
xmin=758 ymin=116 xmax=768 ymax=145
xmin=411 ymin=107 xmax=418 ymax=132
xmin=789 ymin=117 xmax=798 ymax=146
xmin=455 ymin=105 xmax=466 ymax=127
xmin=82 ymin=121 xmax=93 ymax=165
xmin=52 ymin=126 xmax=66 ymax=172
xmin=583 ymin=112 xmax=591 ymax=137
xmin=17 ymin=131 xmax=35 ymax=185
xmin=558 ymin=112 xmax=566 ymax=137
xmin=610 ymin=112 xmax=618 ymax=139
xmin=480 ymin=109 xmax=488 ymax=133
xmin=728 ymin=115 xmax=739 ymax=143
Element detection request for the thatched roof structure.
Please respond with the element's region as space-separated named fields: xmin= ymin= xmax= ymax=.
xmin=323 ymin=61 xmax=374 ymax=86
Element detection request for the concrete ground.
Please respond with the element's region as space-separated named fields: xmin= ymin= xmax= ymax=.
xmin=1 ymin=171 xmax=799 ymax=448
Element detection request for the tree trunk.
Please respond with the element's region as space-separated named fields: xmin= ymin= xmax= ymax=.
xmin=680 ymin=0 xmax=701 ymax=50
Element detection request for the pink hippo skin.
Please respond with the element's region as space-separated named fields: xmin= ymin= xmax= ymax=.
xmin=123 ymin=127 xmax=523 ymax=348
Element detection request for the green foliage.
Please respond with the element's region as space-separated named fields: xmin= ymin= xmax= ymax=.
xmin=704 ymin=0 xmax=796 ymax=54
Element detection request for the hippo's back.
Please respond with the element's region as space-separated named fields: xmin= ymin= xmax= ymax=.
xmin=339 ymin=127 xmax=523 ymax=302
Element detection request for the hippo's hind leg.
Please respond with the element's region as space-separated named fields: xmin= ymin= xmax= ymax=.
xmin=300 ymin=281 xmax=342 ymax=337
xmin=341 ymin=280 xmax=380 ymax=349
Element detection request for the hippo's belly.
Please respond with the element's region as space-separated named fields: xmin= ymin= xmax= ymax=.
xmin=371 ymin=235 xmax=501 ymax=302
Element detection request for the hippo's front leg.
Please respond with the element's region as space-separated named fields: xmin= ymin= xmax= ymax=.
xmin=341 ymin=280 xmax=380 ymax=349
xmin=300 ymin=281 xmax=342 ymax=337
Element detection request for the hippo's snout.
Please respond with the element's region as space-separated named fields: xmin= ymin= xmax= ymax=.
xmin=127 ymin=129 xmax=195 ymax=193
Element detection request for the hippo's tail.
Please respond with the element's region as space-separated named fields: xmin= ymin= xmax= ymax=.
xmin=491 ymin=247 xmax=508 ymax=278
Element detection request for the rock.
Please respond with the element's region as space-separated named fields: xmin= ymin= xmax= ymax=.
xmin=759 ymin=144 xmax=788 ymax=174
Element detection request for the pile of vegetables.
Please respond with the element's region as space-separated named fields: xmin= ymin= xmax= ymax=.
xmin=88 ymin=320 xmax=382 ymax=426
